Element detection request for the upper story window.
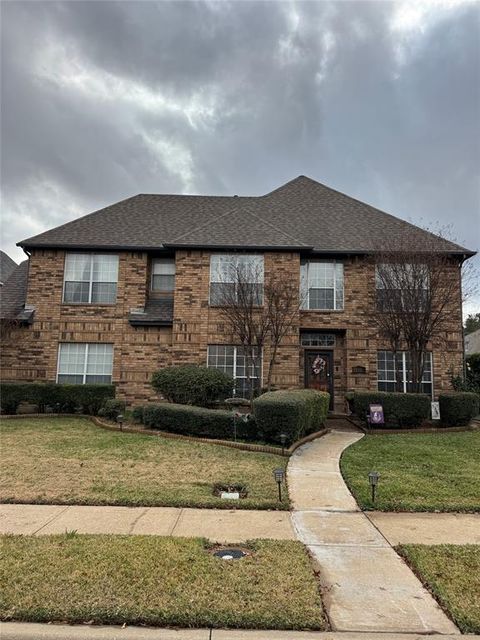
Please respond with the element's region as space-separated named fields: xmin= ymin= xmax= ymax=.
xmin=376 ymin=263 xmax=429 ymax=312
xmin=209 ymin=254 xmax=264 ymax=306
xmin=300 ymin=261 xmax=344 ymax=310
xmin=63 ymin=253 xmax=118 ymax=304
xmin=57 ymin=343 xmax=113 ymax=384
xmin=152 ymin=259 xmax=175 ymax=292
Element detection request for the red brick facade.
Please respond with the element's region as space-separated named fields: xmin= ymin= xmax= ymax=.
xmin=0 ymin=248 xmax=464 ymax=411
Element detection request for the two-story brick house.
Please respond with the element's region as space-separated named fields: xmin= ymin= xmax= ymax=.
xmin=0 ymin=176 xmax=474 ymax=411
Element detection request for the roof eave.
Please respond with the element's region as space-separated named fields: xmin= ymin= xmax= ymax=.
xmin=16 ymin=242 xmax=476 ymax=259
xmin=17 ymin=242 xmax=170 ymax=252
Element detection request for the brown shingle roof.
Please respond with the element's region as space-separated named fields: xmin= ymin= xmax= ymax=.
xmin=18 ymin=176 xmax=474 ymax=255
xmin=0 ymin=251 xmax=17 ymax=285
xmin=0 ymin=260 xmax=33 ymax=323
xmin=128 ymin=299 xmax=174 ymax=326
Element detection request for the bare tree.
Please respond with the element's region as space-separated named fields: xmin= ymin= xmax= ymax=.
xmin=374 ymin=226 xmax=476 ymax=393
xmin=213 ymin=257 xmax=301 ymax=404
xmin=264 ymin=274 xmax=300 ymax=391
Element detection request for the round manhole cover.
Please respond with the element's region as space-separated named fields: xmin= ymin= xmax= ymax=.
xmin=213 ymin=548 xmax=246 ymax=560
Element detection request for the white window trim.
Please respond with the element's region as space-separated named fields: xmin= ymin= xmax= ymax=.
xmin=300 ymin=333 xmax=336 ymax=347
xmin=206 ymin=345 xmax=263 ymax=396
xmin=151 ymin=258 xmax=176 ymax=292
xmin=56 ymin=343 xmax=113 ymax=384
xmin=301 ymin=261 xmax=344 ymax=311
xmin=375 ymin=264 xmax=429 ymax=311
xmin=63 ymin=253 xmax=118 ymax=304
xmin=377 ymin=351 xmax=433 ymax=396
xmin=209 ymin=254 xmax=264 ymax=306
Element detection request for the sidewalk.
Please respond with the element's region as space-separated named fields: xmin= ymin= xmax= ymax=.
xmin=287 ymin=428 xmax=459 ymax=635
xmin=0 ymin=503 xmax=294 ymax=542
xmin=0 ymin=622 xmax=473 ymax=640
xmin=2 ymin=501 xmax=478 ymax=544
xmin=368 ymin=511 xmax=480 ymax=545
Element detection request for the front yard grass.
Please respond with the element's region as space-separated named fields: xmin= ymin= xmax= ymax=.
xmin=340 ymin=431 xmax=480 ymax=512
xmin=0 ymin=418 xmax=288 ymax=509
xmin=0 ymin=534 xmax=326 ymax=630
xmin=398 ymin=544 xmax=480 ymax=634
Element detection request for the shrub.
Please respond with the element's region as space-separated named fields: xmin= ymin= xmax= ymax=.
xmin=0 ymin=383 xmax=28 ymax=414
xmin=131 ymin=406 xmax=145 ymax=424
xmin=0 ymin=382 xmax=115 ymax=415
xmin=253 ymin=389 xmax=329 ymax=445
xmin=151 ymin=365 xmax=233 ymax=407
xmin=352 ymin=391 xmax=430 ymax=429
xmin=142 ymin=403 xmax=258 ymax=441
xmin=452 ymin=355 xmax=480 ymax=396
xmin=98 ymin=399 xmax=126 ymax=420
xmin=439 ymin=392 xmax=479 ymax=427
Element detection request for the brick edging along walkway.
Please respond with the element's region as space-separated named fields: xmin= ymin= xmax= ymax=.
xmin=0 ymin=412 xmax=327 ymax=457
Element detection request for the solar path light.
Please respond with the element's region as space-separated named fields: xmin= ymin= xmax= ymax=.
xmin=117 ymin=414 xmax=124 ymax=431
xmin=273 ymin=468 xmax=285 ymax=502
xmin=368 ymin=471 xmax=380 ymax=503
xmin=279 ymin=433 xmax=287 ymax=455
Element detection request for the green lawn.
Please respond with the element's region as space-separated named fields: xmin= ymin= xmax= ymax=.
xmin=0 ymin=418 xmax=288 ymax=509
xmin=0 ymin=534 xmax=326 ymax=630
xmin=398 ymin=544 xmax=480 ymax=634
xmin=340 ymin=431 xmax=480 ymax=512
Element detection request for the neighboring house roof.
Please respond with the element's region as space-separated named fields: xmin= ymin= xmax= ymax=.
xmin=128 ymin=298 xmax=174 ymax=326
xmin=465 ymin=328 xmax=480 ymax=355
xmin=0 ymin=260 xmax=34 ymax=323
xmin=0 ymin=251 xmax=17 ymax=285
xmin=18 ymin=176 xmax=475 ymax=256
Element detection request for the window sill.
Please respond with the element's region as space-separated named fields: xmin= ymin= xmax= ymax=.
xmin=300 ymin=309 xmax=344 ymax=313
xmin=61 ymin=303 xmax=117 ymax=307
xmin=209 ymin=303 xmax=264 ymax=309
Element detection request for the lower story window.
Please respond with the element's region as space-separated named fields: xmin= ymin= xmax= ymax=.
xmin=377 ymin=350 xmax=433 ymax=396
xmin=57 ymin=343 xmax=113 ymax=384
xmin=207 ymin=345 xmax=261 ymax=398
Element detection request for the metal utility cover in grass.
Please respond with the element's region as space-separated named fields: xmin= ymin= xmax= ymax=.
xmin=214 ymin=548 xmax=247 ymax=560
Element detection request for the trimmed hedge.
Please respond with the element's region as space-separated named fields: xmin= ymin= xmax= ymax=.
xmin=0 ymin=382 xmax=115 ymax=415
xmin=132 ymin=405 xmax=145 ymax=424
xmin=253 ymin=389 xmax=329 ymax=445
xmin=151 ymin=365 xmax=233 ymax=407
xmin=439 ymin=392 xmax=479 ymax=427
xmin=98 ymin=399 xmax=126 ymax=420
xmin=352 ymin=391 xmax=430 ymax=429
xmin=142 ymin=403 xmax=258 ymax=441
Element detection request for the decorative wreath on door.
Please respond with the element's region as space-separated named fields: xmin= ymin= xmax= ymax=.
xmin=312 ymin=355 xmax=326 ymax=375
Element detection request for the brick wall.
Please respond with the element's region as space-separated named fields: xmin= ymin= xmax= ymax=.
xmin=0 ymin=248 xmax=465 ymax=409
xmin=1 ymin=249 xmax=171 ymax=404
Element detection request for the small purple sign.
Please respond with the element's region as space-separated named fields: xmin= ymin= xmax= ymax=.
xmin=369 ymin=404 xmax=384 ymax=425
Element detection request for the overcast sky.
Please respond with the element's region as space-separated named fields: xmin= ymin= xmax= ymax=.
xmin=1 ymin=0 xmax=479 ymax=312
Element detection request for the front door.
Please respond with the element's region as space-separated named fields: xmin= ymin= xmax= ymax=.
xmin=305 ymin=351 xmax=334 ymax=409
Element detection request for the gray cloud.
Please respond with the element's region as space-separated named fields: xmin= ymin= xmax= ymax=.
xmin=1 ymin=0 xmax=479 ymax=309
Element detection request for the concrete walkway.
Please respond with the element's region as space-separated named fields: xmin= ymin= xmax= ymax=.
xmin=0 ymin=503 xmax=294 ymax=542
xmin=368 ymin=511 xmax=480 ymax=545
xmin=2 ymin=502 xmax=478 ymax=545
xmin=287 ymin=428 xmax=459 ymax=635
xmin=0 ymin=622 xmax=473 ymax=640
